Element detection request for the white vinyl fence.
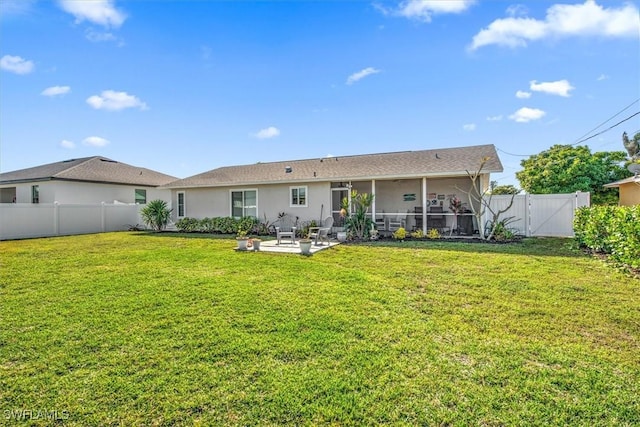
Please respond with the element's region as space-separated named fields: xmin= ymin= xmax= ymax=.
xmin=0 ymin=203 xmax=144 ymax=241
xmin=484 ymin=192 xmax=590 ymax=237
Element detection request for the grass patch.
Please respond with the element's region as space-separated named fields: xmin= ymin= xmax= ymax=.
xmin=1 ymin=233 xmax=638 ymax=425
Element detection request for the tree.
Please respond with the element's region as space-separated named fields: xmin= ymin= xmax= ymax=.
xmin=490 ymin=182 xmax=521 ymax=195
xmin=515 ymin=145 xmax=629 ymax=205
xmin=457 ymin=157 xmax=517 ymax=241
xmin=140 ymin=199 xmax=172 ymax=231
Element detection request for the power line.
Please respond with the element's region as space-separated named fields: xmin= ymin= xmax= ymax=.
xmin=572 ymin=111 xmax=640 ymax=145
xmin=571 ymin=98 xmax=640 ymax=145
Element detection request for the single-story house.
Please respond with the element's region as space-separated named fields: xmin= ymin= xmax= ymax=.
xmin=162 ymin=144 xmax=504 ymax=234
xmin=0 ymin=156 xmax=176 ymax=205
xmin=604 ymin=174 xmax=640 ymax=206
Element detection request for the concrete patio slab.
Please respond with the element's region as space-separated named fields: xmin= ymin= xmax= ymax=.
xmin=247 ymin=239 xmax=340 ymax=254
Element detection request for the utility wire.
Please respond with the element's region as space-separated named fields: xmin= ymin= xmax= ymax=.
xmin=571 ymin=98 xmax=640 ymax=145
xmin=571 ymin=111 xmax=640 ymax=145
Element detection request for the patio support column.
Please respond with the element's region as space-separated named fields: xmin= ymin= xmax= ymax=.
xmin=371 ymin=179 xmax=376 ymax=221
xmin=422 ymin=177 xmax=427 ymax=233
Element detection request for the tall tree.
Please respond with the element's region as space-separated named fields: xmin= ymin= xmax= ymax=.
xmin=516 ymin=145 xmax=629 ymax=205
xmin=490 ymin=182 xmax=521 ymax=195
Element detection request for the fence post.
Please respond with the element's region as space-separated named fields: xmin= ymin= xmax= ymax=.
xmin=101 ymin=202 xmax=106 ymax=232
xmin=525 ymin=193 xmax=531 ymax=237
xmin=54 ymin=202 xmax=60 ymax=236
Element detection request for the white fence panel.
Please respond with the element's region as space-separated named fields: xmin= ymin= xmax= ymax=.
xmin=0 ymin=204 xmax=57 ymax=240
xmin=58 ymin=204 xmax=103 ymax=235
xmin=484 ymin=192 xmax=590 ymax=237
xmin=0 ymin=203 xmax=143 ymax=240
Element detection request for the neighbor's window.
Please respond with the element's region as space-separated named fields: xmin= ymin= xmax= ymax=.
xmin=135 ymin=189 xmax=147 ymax=204
xmin=31 ymin=185 xmax=40 ymax=204
xmin=177 ymin=192 xmax=185 ymax=218
xmin=231 ymin=189 xmax=257 ymax=218
xmin=290 ymin=186 xmax=307 ymax=207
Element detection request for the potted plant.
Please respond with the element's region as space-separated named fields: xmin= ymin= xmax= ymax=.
xmin=251 ymin=237 xmax=261 ymax=251
xmin=299 ymin=235 xmax=312 ymax=255
xmin=236 ymin=230 xmax=250 ymax=251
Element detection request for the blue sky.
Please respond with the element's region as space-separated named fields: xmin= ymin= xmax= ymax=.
xmin=1 ymin=0 xmax=639 ymax=187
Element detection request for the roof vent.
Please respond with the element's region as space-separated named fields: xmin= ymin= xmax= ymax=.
xmin=285 ymin=166 xmax=292 ymax=173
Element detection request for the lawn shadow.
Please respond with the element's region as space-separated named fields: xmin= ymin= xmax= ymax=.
xmin=352 ymin=237 xmax=585 ymax=259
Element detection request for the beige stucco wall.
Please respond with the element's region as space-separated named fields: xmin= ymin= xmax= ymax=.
xmin=0 ymin=181 xmax=171 ymax=205
xmin=172 ymin=181 xmax=332 ymax=223
xmin=619 ymin=181 xmax=640 ymax=206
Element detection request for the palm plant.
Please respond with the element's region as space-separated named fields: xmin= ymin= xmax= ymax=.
xmin=140 ymin=199 xmax=172 ymax=231
xmin=341 ymin=190 xmax=374 ymax=240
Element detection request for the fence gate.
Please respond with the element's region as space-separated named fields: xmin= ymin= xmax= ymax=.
xmin=485 ymin=192 xmax=590 ymax=237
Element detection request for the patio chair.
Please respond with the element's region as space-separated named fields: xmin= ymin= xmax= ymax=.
xmin=387 ymin=214 xmax=406 ymax=232
xmin=275 ymin=217 xmax=297 ymax=245
xmin=309 ymin=216 xmax=334 ymax=246
xmin=428 ymin=206 xmax=447 ymax=233
xmin=414 ymin=206 xmax=423 ymax=231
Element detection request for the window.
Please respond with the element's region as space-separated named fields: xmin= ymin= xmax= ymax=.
xmin=231 ymin=190 xmax=257 ymax=218
xmin=177 ymin=192 xmax=185 ymax=218
xmin=135 ymin=189 xmax=147 ymax=204
xmin=290 ymin=186 xmax=307 ymax=207
xmin=31 ymin=185 xmax=40 ymax=204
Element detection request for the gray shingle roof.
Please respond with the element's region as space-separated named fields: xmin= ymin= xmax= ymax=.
xmin=165 ymin=144 xmax=503 ymax=189
xmin=0 ymin=156 xmax=177 ymax=187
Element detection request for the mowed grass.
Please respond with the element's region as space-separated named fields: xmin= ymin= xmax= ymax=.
xmin=1 ymin=233 xmax=638 ymax=425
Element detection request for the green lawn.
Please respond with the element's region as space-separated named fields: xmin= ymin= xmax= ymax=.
xmin=1 ymin=233 xmax=638 ymax=425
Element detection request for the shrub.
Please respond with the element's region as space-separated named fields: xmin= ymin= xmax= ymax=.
xmin=426 ymin=228 xmax=441 ymax=239
xmin=392 ymin=227 xmax=406 ymax=240
xmin=175 ymin=217 xmax=201 ymax=232
xmin=574 ymin=205 xmax=640 ymax=269
xmin=411 ymin=229 xmax=425 ymax=239
xmin=140 ymin=200 xmax=172 ymax=231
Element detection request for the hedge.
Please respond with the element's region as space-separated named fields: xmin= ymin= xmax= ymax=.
xmin=175 ymin=216 xmax=259 ymax=235
xmin=574 ymin=205 xmax=640 ymax=269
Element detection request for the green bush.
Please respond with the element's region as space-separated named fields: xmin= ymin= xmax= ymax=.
xmin=175 ymin=217 xmax=201 ymax=232
xmin=574 ymin=205 xmax=640 ymax=269
xmin=392 ymin=227 xmax=406 ymax=240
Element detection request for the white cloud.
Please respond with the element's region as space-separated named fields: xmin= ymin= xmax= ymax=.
xmin=0 ymin=55 xmax=34 ymax=74
xmin=470 ymin=0 xmax=640 ymax=50
xmin=597 ymin=74 xmax=609 ymax=81
xmin=506 ymin=4 xmax=529 ymax=17
xmin=85 ymin=29 xmax=117 ymax=43
xmin=530 ymin=79 xmax=574 ymax=97
xmin=58 ymin=0 xmax=126 ymax=28
xmin=0 ymin=0 xmax=37 ymax=16
xmin=487 ymin=115 xmax=503 ymax=121
xmin=509 ymin=107 xmax=546 ymax=123
xmin=60 ymin=139 xmax=75 ymax=149
xmin=516 ymin=90 xmax=532 ymax=99
xmin=346 ymin=67 xmax=381 ymax=85
xmin=41 ymin=86 xmax=70 ymax=97
xmin=86 ymin=90 xmax=148 ymax=111
xmin=463 ymin=123 xmax=476 ymax=131
xmin=252 ymin=126 xmax=280 ymax=139
xmin=397 ymin=0 xmax=476 ymax=22
xmin=83 ymin=136 xmax=110 ymax=147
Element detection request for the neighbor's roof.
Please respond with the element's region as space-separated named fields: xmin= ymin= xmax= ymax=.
xmin=603 ymin=175 xmax=640 ymax=188
xmin=0 ymin=156 xmax=178 ymax=187
xmin=165 ymin=144 xmax=503 ymax=189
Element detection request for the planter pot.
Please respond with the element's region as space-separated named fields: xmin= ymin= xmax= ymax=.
xmin=236 ymin=238 xmax=249 ymax=251
xmin=299 ymin=240 xmax=312 ymax=255
xmin=337 ymin=231 xmax=347 ymax=242
xmin=252 ymin=239 xmax=261 ymax=251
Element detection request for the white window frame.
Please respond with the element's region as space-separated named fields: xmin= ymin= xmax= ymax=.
xmin=177 ymin=191 xmax=186 ymax=218
xmin=289 ymin=185 xmax=308 ymax=208
xmin=230 ymin=189 xmax=258 ymax=218
xmin=135 ymin=188 xmax=147 ymax=205
xmin=31 ymin=185 xmax=40 ymax=204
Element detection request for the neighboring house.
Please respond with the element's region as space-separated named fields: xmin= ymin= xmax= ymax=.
xmin=604 ymin=175 xmax=640 ymax=206
xmin=0 ymin=156 xmax=176 ymax=205
xmin=163 ymin=144 xmax=504 ymax=233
